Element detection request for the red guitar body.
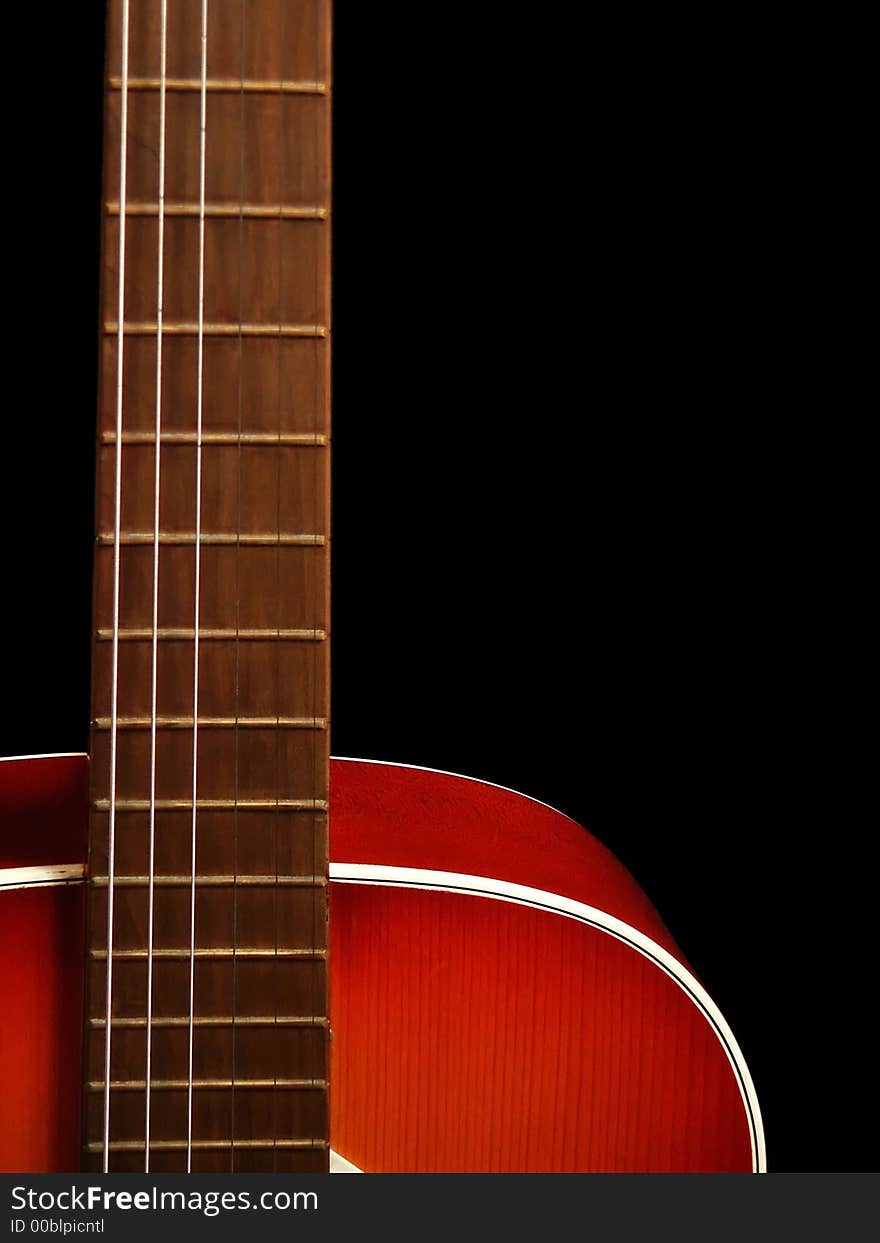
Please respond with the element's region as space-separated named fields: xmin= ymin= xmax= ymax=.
xmin=0 ymin=754 xmax=763 ymax=1173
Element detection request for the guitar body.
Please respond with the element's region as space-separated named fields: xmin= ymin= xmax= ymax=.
xmin=0 ymin=755 xmax=88 ymax=1173
xmin=0 ymin=754 xmax=763 ymax=1173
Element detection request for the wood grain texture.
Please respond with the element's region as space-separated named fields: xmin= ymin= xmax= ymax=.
xmin=330 ymin=761 xmax=687 ymax=961
xmin=328 ymin=759 xmax=759 ymax=1172
xmin=0 ymin=885 xmax=85 ymax=1173
xmin=84 ymin=0 xmax=331 ymax=1173
xmin=330 ymin=886 xmax=753 ymax=1172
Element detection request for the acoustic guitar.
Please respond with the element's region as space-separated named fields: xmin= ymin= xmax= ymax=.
xmin=0 ymin=0 xmax=764 ymax=1174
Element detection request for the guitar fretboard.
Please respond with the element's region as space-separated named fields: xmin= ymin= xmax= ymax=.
xmin=83 ymin=0 xmax=331 ymax=1174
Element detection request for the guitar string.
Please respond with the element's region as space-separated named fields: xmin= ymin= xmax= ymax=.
xmin=230 ymin=0 xmax=246 ymax=1170
xmin=103 ymin=0 xmax=131 ymax=1175
xmin=186 ymin=0 xmax=210 ymax=1173
xmin=313 ymin=0 xmax=328 ymax=1168
xmin=144 ymin=0 xmax=169 ymax=1173
xmin=310 ymin=0 xmax=320 ymax=1163
xmin=309 ymin=0 xmax=323 ymax=1170
xmin=273 ymin=0 xmax=284 ymax=1173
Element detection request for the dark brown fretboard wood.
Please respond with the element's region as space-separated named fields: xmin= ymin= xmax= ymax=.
xmin=84 ymin=0 xmax=331 ymax=1174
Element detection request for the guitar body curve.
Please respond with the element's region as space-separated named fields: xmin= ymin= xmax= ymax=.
xmin=328 ymin=758 xmax=764 ymax=1173
xmin=0 ymin=754 xmax=764 ymax=1173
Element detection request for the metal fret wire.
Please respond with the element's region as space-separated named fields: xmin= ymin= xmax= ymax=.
xmin=144 ymin=0 xmax=169 ymax=1173
xmin=187 ymin=0 xmax=210 ymax=1171
xmin=103 ymin=0 xmax=131 ymax=1175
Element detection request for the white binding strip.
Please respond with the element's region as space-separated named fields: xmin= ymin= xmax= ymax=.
xmin=145 ymin=0 xmax=169 ymax=1174
xmin=0 ymin=864 xmax=86 ymax=892
xmin=187 ymin=0 xmax=210 ymax=1174
xmin=0 ymin=752 xmax=88 ymax=763
xmin=329 ymin=861 xmax=767 ymax=1173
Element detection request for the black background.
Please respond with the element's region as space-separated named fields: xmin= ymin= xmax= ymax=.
xmin=2 ymin=6 xmax=873 ymax=1172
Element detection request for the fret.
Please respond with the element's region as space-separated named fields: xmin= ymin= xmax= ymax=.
xmin=90 ymin=646 xmax=328 ymax=739
xmin=93 ymin=716 xmax=327 ymax=730
xmin=88 ymin=1140 xmax=328 ymax=1154
xmin=104 ymin=102 xmax=329 ymax=202
xmin=100 ymin=432 xmax=327 ymax=446
xmin=90 ymin=1016 xmax=329 ymax=1029
xmin=108 ymin=76 xmax=328 ymax=96
xmin=95 ymin=628 xmax=327 ymax=641
xmin=91 ymin=551 xmax=326 ymax=638
xmin=90 ymin=875 xmax=326 ymax=888
xmin=100 ymin=204 xmax=329 ymax=338
xmin=96 ymin=532 xmax=325 ymax=546
xmin=92 ymin=798 xmax=328 ymax=812
xmin=104 ymin=321 xmax=327 ymax=338
xmin=94 ymin=436 xmax=328 ymax=536
xmin=98 ymin=358 xmax=329 ymax=442
xmin=107 ymin=202 xmax=328 ymax=220
xmin=89 ymin=948 xmax=326 ymax=961
xmin=89 ymin=1079 xmax=326 ymax=1091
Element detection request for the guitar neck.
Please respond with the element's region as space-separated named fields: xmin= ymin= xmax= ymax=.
xmin=83 ymin=0 xmax=332 ymax=1173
